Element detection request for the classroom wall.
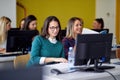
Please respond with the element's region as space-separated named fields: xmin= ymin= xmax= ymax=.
xmin=0 ymin=0 xmax=16 ymax=27
xmin=96 ymin=0 xmax=116 ymax=35
xmin=116 ymin=0 xmax=120 ymax=43
xmin=17 ymin=0 xmax=95 ymax=30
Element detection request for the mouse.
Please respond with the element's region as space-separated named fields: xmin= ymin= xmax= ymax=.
xmin=51 ymin=69 xmax=62 ymax=75
xmin=46 ymin=62 xmax=60 ymax=65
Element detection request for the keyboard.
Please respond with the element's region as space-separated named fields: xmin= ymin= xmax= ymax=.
xmin=113 ymin=62 xmax=120 ymax=65
xmin=70 ymin=65 xmax=115 ymax=72
xmin=0 ymin=52 xmax=25 ymax=57
xmin=46 ymin=62 xmax=60 ymax=65
xmin=98 ymin=65 xmax=115 ymax=70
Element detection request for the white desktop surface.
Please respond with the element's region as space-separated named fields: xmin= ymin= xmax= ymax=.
xmin=43 ymin=59 xmax=120 ymax=80
xmin=0 ymin=56 xmax=16 ymax=69
xmin=0 ymin=56 xmax=16 ymax=62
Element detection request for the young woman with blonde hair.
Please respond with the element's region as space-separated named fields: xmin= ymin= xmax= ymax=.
xmin=62 ymin=17 xmax=84 ymax=59
xmin=0 ymin=16 xmax=11 ymax=52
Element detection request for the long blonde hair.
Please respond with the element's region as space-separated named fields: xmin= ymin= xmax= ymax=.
xmin=0 ymin=16 xmax=11 ymax=44
xmin=66 ymin=17 xmax=83 ymax=38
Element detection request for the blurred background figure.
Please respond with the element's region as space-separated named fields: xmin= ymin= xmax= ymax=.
xmin=19 ymin=18 xmax=25 ymax=30
xmin=23 ymin=15 xmax=37 ymax=30
xmin=0 ymin=16 xmax=11 ymax=52
xmin=92 ymin=18 xmax=104 ymax=29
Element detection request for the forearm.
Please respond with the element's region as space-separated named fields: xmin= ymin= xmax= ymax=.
xmin=44 ymin=58 xmax=54 ymax=63
xmin=44 ymin=57 xmax=68 ymax=63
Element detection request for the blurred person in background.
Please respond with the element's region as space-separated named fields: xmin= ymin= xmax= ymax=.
xmin=0 ymin=16 xmax=11 ymax=52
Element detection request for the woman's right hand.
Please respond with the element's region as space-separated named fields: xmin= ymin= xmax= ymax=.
xmin=53 ymin=58 xmax=68 ymax=63
xmin=44 ymin=57 xmax=68 ymax=63
xmin=0 ymin=48 xmax=5 ymax=53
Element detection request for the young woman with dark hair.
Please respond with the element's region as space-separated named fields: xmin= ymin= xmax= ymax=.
xmin=27 ymin=16 xmax=67 ymax=66
xmin=23 ymin=15 xmax=37 ymax=30
xmin=93 ymin=18 xmax=104 ymax=29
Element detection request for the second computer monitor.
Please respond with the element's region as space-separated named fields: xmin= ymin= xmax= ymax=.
xmin=6 ymin=30 xmax=39 ymax=53
xmin=75 ymin=33 xmax=113 ymax=66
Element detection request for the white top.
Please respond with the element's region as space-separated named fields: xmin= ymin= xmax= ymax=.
xmin=0 ymin=56 xmax=16 ymax=62
xmin=48 ymin=37 xmax=57 ymax=44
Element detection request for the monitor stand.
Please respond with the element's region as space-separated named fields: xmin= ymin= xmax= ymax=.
xmin=72 ymin=59 xmax=115 ymax=73
xmin=21 ymin=48 xmax=29 ymax=54
xmin=79 ymin=59 xmax=105 ymax=72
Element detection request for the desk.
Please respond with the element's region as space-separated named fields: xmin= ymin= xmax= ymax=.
xmin=0 ymin=56 xmax=16 ymax=69
xmin=43 ymin=59 xmax=120 ymax=80
xmin=0 ymin=52 xmax=27 ymax=57
xmin=116 ymin=48 xmax=120 ymax=59
xmin=111 ymin=46 xmax=120 ymax=59
xmin=111 ymin=48 xmax=119 ymax=59
xmin=0 ymin=52 xmax=29 ymax=69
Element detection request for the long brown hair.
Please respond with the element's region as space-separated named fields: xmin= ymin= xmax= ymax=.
xmin=95 ymin=18 xmax=104 ymax=29
xmin=23 ymin=15 xmax=37 ymax=30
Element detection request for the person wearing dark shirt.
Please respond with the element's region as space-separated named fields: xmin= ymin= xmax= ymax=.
xmin=92 ymin=18 xmax=104 ymax=29
xmin=62 ymin=17 xmax=84 ymax=59
xmin=19 ymin=18 xmax=25 ymax=30
xmin=92 ymin=18 xmax=108 ymax=34
xmin=23 ymin=15 xmax=37 ymax=30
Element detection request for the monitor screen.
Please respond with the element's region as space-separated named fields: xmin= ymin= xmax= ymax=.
xmin=74 ymin=33 xmax=113 ymax=72
xmin=6 ymin=30 xmax=39 ymax=53
xmin=10 ymin=28 xmax=20 ymax=30
xmin=60 ymin=29 xmax=66 ymax=40
xmin=0 ymin=66 xmax=43 ymax=80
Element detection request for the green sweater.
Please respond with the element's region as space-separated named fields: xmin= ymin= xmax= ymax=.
xmin=27 ymin=35 xmax=64 ymax=66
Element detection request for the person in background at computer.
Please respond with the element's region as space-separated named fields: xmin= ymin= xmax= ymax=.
xmin=22 ymin=15 xmax=38 ymax=30
xmin=27 ymin=16 xmax=67 ymax=66
xmin=19 ymin=18 xmax=25 ymax=30
xmin=0 ymin=16 xmax=11 ymax=52
xmin=92 ymin=18 xmax=109 ymax=34
xmin=92 ymin=18 xmax=104 ymax=29
xmin=62 ymin=17 xmax=84 ymax=59
xmin=93 ymin=18 xmax=108 ymax=63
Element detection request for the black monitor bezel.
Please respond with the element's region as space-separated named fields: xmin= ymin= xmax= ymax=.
xmin=92 ymin=29 xmax=109 ymax=33
xmin=6 ymin=30 xmax=39 ymax=53
xmin=75 ymin=33 xmax=113 ymax=66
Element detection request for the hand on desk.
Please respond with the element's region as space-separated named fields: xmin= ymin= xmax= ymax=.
xmin=44 ymin=58 xmax=68 ymax=64
xmin=53 ymin=58 xmax=68 ymax=63
xmin=0 ymin=48 xmax=6 ymax=53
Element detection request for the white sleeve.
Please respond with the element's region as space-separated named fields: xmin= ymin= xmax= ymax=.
xmin=39 ymin=57 xmax=46 ymax=64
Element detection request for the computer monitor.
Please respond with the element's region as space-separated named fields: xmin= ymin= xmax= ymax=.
xmin=6 ymin=30 xmax=39 ymax=54
xmin=60 ymin=29 xmax=66 ymax=40
xmin=0 ymin=66 xmax=43 ymax=80
xmin=10 ymin=28 xmax=20 ymax=30
xmin=92 ymin=29 xmax=109 ymax=34
xmin=75 ymin=33 xmax=114 ymax=72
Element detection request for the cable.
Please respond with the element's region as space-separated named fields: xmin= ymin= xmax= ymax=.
xmin=87 ymin=59 xmax=91 ymax=66
xmin=105 ymin=70 xmax=117 ymax=80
